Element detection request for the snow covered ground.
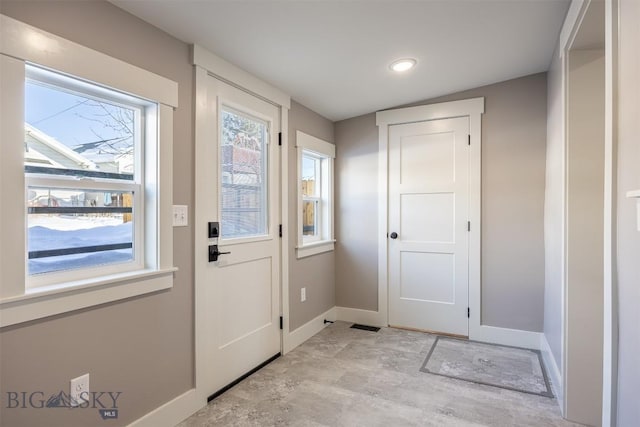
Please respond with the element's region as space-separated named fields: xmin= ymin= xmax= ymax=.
xmin=28 ymin=214 xmax=124 ymax=230
xmin=28 ymin=215 xmax=133 ymax=275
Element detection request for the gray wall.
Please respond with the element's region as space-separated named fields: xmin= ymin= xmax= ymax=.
xmin=288 ymin=101 xmax=335 ymax=331
xmin=544 ymin=46 xmax=564 ymax=371
xmin=0 ymin=2 xmax=193 ymax=426
xmin=565 ymin=49 xmax=605 ymax=426
xmin=334 ymin=73 xmax=548 ymax=332
xmin=616 ymin=0 xmax=640 ymax=424
xmin=334 ymin=113 xmax=380 ymax=311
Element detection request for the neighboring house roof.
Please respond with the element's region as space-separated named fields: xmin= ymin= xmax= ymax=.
xmin=24 ymin=123 xmax=97 ymax=170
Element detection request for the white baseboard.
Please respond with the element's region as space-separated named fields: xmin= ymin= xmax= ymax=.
xmin=127 ymin=388 xmax=204 ymax=427
xmin=335 ymin=307 xmax=541 ymax=352
xmin=284 ymin=307 xmax=336 ymax=354
xmin=335 ymin=306 xmax=386 ymax=327
xmin=540 ymin=334 xmax=564 ymax=409
xmin=470 ymin=324 xmax=543 ymax=350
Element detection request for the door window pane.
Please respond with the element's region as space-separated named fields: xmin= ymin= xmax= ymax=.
xmin=220 ymin=108 xmax=268 ymax=238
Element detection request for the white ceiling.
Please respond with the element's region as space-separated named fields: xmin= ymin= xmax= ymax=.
xmin=111 ymin=0 xmax=570 ymax=121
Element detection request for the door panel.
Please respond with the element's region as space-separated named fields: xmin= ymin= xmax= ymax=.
xmin=400 ymin=132 xmax=456 ymax=184
xmin=400 ymin=251 xmax=455 ymax=303
xmin=400 ymin=193 xmax=455 ymax=242
xmin=201 ymin=77 xmax=281 ymax=396
xmin=216 ymin=257 xmax=272 ymax=347
xmin=388 ymin=117 xmax=469 ymax=336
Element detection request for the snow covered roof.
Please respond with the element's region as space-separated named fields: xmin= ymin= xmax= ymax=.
xmin=24 ymin=123 xmax=98 ymax=170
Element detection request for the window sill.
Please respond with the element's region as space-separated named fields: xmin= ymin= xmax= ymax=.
xmin=296 ymin=240 xmax=335 ymax=259
xmin=0 ymin=267 xmax=177 ymax=327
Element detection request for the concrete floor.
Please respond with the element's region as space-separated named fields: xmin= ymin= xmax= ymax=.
xmin=178 ymin=321 xmax=580 ymax=426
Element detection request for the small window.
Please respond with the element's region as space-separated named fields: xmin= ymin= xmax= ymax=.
xmin=296 ymin=131 xmax=335 ymax=258
xmin=302 ymin=153 xmax=321 ymax=241
xmin=24 ymin=65 xmax=151 ymax=285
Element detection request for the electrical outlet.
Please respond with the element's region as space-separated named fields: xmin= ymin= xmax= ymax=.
xmin=70 ymin=373 xmax=89 ymax=407
xmin=301 ymin=287 xmax=306 ymax=302
xmin=172 ymin=205 xmax=188 ymax=227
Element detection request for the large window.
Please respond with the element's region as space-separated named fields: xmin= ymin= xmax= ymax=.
xmin=25 ymin=66 xmax=148 ymax=280
xmin=296 ymin=131 xmax=335 ymax=258
xmin=0 ymin=15 xmax=177 ymax=327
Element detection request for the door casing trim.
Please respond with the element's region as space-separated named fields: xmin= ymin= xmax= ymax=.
xmin=376 ymin=98 xmax=486 ymax=341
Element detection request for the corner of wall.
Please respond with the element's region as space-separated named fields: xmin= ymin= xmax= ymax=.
xmin=284 ymin=307 xmax=336 ymax=354
xmin=541 ymin=333 xmax=565 ymax=413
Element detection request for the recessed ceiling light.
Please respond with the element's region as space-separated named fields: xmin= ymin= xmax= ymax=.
xmin=390 ymin=58 xmax=417 ymax=72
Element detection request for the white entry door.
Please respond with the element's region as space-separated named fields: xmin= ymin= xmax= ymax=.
xmin=199 ymin=76 xmax=281 ymax=397
xmin=388 ymin=117 xmax=470 ymax=336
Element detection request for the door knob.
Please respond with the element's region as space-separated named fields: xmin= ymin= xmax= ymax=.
xmin=209 ymin=244 xmax=231 ymax=262
xmin=389 ymin=232 xmax=398 ymax=239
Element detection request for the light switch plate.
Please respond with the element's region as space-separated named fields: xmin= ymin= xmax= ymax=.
xmin=301 ymin=287 xmax=306 ymax=302
xmin=172 ymin=205 xmax=188 ymax=227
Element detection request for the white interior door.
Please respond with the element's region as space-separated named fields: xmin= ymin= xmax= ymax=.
xmin=388 ymin=117 xmax=470 ymax=336
xmin=200 ymin=76 xmax=281 ymax=396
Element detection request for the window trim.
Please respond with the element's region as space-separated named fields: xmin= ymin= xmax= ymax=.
xmin=295 ymin=131 xmax=335 ymax=259
xmin=0 ymin=15 xmax=178 ymax=327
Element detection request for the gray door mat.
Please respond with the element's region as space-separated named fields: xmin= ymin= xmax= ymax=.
xmin=420 ymin=336 xmax=553 ymax=398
